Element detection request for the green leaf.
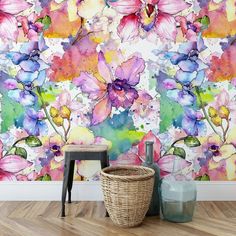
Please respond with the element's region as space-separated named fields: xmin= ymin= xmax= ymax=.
xmin=8 ymin=147 xmax=17 ymax=155
xmin=184 ymin=136 xmax=201 ymax=147
xmin=196 ymin=15 xmax=210 ymax=29
xmin=159 ymin=93 xmax=183 ymax=133
xmin=156 ymin=72 xmax=183 ymax=133
xmin=7 ymin=147 xmax=27 ymax=159
xmin=36 ymin=174 xmax=52 ymax=181
xmin=195 ymin=174 xmax=210 ymax=181
xmin=201 ymin=15 xmax=210 ymax=26
xmin=42 ymin=174 xmax=52 ymax=181
xmin=1 ymin=94 xmax=24 ymax=132
xmin=37 ymin=15 xmax=51 ymax=30
xmin=201 ymin=174 xmax=210 ymax=181
xmin=173 ymin=147 xmax=186 ymax=159
xmin=36 ymin=176 xmax=43 ymax=181
xmin=195 ymin=176 xmax=201 ymax=181
xmin=25 ymin=136 xmax=42 ymax=147
xmin=15 ymin=147 xmax=27 ymax=159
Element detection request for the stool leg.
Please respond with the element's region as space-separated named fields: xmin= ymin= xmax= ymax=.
xmin=100 ymin=153 xmax=109 ymax=217
xmin=100 ymin=154 xmax=109 ymax=169
xmin=67 ymin=160 xmax=75 ymax=203
xmin=61 ymin=157 xmax=71 ymax=217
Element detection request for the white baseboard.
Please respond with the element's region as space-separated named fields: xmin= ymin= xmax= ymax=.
xmin=0 ymin=181 xmax=235 ymax=201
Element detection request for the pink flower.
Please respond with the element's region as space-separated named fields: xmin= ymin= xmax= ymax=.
xmin=108 ymin=0 xmax=190 ymax=41
xmin=208 ymin=89 xmax=236 ymax=142
xmin=201 ymin=135 xmax=236 ymax=163
xmin=131 ymin=91 xmax=159 ymax=119
xmin=73 ymin=51 xmax=145 ymax=125
xmin=54 ymin=90 xmax=81 ymax=112
xmin=0 ymin=0 xmax=31 ymax=40
xmin=138 ymin=130 xmax=161 ymax=162
xmin=0 ymin=140 xmax=32 ymax=180
xmin=211 ymin=89 xmax=236 ymax=123
xmin=51 ymin=90 xmax=89 ymax=125
xmin=195 ymin=136 xmax=236 ymax=180
xmin=17 ymin=14 xmax=44 ymax=40
xmin=112 ymin=131 xmax=191 ymax=178
xmin=16 ymin=171 xmax=37 ymax=181
xmin=110 ymin=149 xmax=142 ymax=165
xmin=39 ymin=159 xmax=64 ymax=181
xmin=42 ymin=134 xmax=65 ymax=162
xmin=176 ymin=13 xmax=201 ymax=41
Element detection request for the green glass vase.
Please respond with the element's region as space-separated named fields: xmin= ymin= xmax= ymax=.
xmin=160 ymin=156 xmax=197 ymax=223
xmin=160 ymin=179 xmax=197 ymax=223
xmin=142 ymin=141 xmax=160 ymax=216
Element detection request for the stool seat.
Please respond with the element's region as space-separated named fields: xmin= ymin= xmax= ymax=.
xmin=61 ymin=144 xmax=109 ymax=217
xmin=64 ymin=144 xmax=108 ymax=152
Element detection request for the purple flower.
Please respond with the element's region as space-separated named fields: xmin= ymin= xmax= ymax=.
xmin=182 ymin=108 xmax=206 ymax=136
xmin=107 ymin=79 xmax=139 ymax=108
xmin=23 ymin=108 xmax=48 ymax=136
xmin=73 ymin=51 xmax=145 ymax=125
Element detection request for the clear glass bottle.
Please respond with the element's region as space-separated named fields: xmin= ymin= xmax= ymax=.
xmin=160 ymin=157 xmax=197 ymax=223
xmin=142 ymin=141 xmax=160 ymax=216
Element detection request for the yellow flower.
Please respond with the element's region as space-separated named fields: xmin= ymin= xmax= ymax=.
xmin=60 ymin=105 xmax=71 ymax=119
xmin=211 ymin=115 xmax=222 ymax=126
xmin=50 ymin=107 xmax=59 ymax=118
xmin=208 ymin=106 xmax=217 ymax=118
xmin=218 ymin=105 xmax=230 ymax=119
xmin=52 ymin=116 xmax=64 ymax=127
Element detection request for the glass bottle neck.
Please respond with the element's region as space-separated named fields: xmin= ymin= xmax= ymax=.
xmin=145 ymin=141 xmax=154 ymax=165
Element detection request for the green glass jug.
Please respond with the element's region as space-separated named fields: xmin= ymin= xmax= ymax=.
xmin=160 ymin=156 xmax=197 ymax=223
xmin=142 ymin=141 xmax=160 ymax=216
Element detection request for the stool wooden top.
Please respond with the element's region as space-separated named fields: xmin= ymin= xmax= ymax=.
xmin=64 ymin=144 xmax=108 ymax=152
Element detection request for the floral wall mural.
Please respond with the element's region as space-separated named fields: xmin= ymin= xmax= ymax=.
xmin=0 ymin=0 xmax=236 ymax=181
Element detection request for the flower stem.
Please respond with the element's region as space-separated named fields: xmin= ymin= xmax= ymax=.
xmin=71 ymin=27 xmax=93 ymax=45
xmin=195 ymin=87 xmax=223 ymax=141
xmin=62 ymin=118 xmax=71 ymax=143
xmin=72 ymin=92 xmax=82 ymax=101
xmin=62 ymin=125 xmax=67 ymax=142
xmin=221 ymin=120 xmax=229 ymax=143
xmin=36 ymin=87 xmax=65 ymax=142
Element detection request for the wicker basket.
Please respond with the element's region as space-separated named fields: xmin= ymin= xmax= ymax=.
xmin=101 ymin=165 xmax=155 ymax=227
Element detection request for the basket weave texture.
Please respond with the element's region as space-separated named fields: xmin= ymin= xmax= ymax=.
xmin=101 ymin=165 xmax=155 ymax=227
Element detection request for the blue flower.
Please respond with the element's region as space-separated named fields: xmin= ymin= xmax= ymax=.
xmin=5 ymin=70 xmax=46 ymax=106
xmin=167 ymin=88 xmax=196 ymax=106
xmin=5 ymin=34 xmax=48 ymax=106
xmin=23 ymin=108 xmax=48 ymax=136
xmin=164 ymin=36 xmax=207 ymax=106
xmin=166 ymin=36 xmax=207 ymax=74
xmin=164 ymin=69 xmax=205 ymax=106
xmin=7 ymin=34 xmax=48 ymax=74
xmin=182 ymin=108 xmax=206 ymax=136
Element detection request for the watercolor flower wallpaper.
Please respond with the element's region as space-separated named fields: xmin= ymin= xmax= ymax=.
xmin=0 ymin=0 xmax=236 ymax=181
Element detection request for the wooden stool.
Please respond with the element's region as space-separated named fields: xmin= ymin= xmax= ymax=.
xmin=61 ymin=144 xmax=109 ymax=217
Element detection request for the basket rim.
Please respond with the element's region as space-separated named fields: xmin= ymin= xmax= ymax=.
xmin=101 ymin=165 xmax=155 ymax=181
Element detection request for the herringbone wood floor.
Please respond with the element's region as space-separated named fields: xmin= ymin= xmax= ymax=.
xmin=0 ymin=201 xmax=235 ymax=236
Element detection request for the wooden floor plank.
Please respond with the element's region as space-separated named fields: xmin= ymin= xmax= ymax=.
xmin=214 ymin=202 xmax=236 ymax=218
xmin=0 ymin=202 xmax=20 ymax=218
xmin=0 ymin=222 xmax=22 ymax=236
xmin=0 ymin=201 xmax=236 ymax=236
